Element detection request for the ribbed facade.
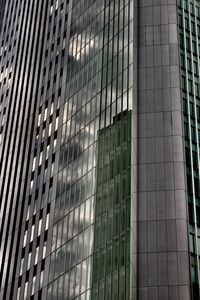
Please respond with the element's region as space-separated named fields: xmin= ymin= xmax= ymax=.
xmin=0 ymin=1 xmax=51 ymax=299
xmin=0 ymin=0 xmax=135 ymax=299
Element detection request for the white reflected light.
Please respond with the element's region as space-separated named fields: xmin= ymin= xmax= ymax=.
xmin=69 ymin=34 xmax=98 ymax=61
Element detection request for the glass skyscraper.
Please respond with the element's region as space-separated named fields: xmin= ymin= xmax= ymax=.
xmin=0 ymin=0 xmax=199 ymax=299
xmin=178 ymin=1 xmax=200 ymax=299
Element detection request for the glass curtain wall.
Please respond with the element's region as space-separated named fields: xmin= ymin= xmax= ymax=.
xmin=92 ymin=110 xmax=132 ymax=300
xmin=178 ymin=0 xmax=200 ymax=298
xmin=47 ymin=0 xmax=134 ymax=299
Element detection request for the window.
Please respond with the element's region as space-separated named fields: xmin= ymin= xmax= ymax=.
xmin=186 ymin=37 xmax=190 ymax=50
xmin=26 ymin=201 xmax=31 ymax=220
xmin=45 ymin=213 xmax=49 ymax=230
xmin=187 ymin=58 xmax=192 ymax=72
xmin=191 ymin=126 xmax=196 ymax=143
xmin=35 ymin=246 xmax=39 ymax=265
xmin=30 ymin=224 xmax=35 ymax=242
xmin=23 ymin=229 xmax=28 ymax=247
xmin=188 ymin=79 xmax=193 ymax=94
xmin=32 ymin=276 xmax=36 ymax=295
xmin=194 ymin=61 xmax=198 ymax=75
xmin=43 ymin=241 xmax=47 ymax=259
xmin=195 ymin=83 xmax=200 ymax=98
xmin=192 ymin=40 xmax=197 ymax=55
xmin=190 ymin=102 xmax=194 ymax=118
xmin=189 ymin=233 xmax=195 ymax=253
xmin=180 ymin=54 xmax=185 ymax=68
xmin=20 ymin=258 xmax=24 ymax=275
xmin=32 ymin=156 xmax=36 ymax=171
xmin=27 ymin=252 xmax=32 ymax=269
xmin=194 ymin=178 xmax=200 ymax=199
xmin=38 ymin=218 xmax=42 ymax=236
xmin=24 ymin=281 xmax=28 ymax=299
xmin=182 ymin=76 xmax=187 ymax=90
xmin=17 ymin=287 xmax=21 ymax=300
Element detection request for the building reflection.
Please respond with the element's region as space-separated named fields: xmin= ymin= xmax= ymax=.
xmin=47 ymin=0 xmax=134 ymax=298
xmin=92 ymin=110 xmax=132 ymax=299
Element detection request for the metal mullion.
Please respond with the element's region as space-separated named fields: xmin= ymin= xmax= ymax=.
xmin=192 ymin=0 xmax=200 ymax=291
xmin=189 ymin=1 xmax=200 ymax=292
xmin=130 ymin=0 xmax=137 ymax=299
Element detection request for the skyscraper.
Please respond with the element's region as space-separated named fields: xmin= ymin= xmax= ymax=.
xmin=0 ymin=0 xmax=199 ymax=299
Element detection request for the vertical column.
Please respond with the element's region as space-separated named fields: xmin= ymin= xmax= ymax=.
xmin=137 ymin=1 xmax=191 ymax=299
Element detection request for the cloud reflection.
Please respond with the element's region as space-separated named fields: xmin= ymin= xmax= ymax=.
xmin=50 ymin=0 xmax=130 ymax=298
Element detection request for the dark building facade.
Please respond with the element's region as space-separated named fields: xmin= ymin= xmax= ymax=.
xmin=0 ymin=0 xmax=199 ymax=300
xmin=91 ymin=110 xmax=132 ymax=299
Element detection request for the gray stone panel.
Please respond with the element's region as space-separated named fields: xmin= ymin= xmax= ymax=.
xmin=136 ymin=0 xmax=191 ymax=299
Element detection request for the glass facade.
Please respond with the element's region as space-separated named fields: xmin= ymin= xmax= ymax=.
xmin=0 ymin=0 xmax=6 ymax=30
xmin=47 ymin=0 xmax=134 ymax=299
xmin=92 ymin=110 xmax=131 ymax=299
xmin=0 ymin=0 xmax=136 ymax=300
xmin=0 ymin=0 xmax=135 ymax=299
xmin=1 ymin=0 xmax=198 ymax=299
xmin=178 ymin=0 xmax=200 ymax=299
